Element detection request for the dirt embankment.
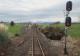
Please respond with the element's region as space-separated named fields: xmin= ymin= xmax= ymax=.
xmin=66 ymin=37 xmax=80 ymax=56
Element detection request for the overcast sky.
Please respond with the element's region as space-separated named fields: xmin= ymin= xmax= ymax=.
xmin=0 ymin=0 xmax=80 ymax=23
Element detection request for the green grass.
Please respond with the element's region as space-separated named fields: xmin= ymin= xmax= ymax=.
xmin=39 ymin=24 xmax=64 ymax=28
xmin=69 ymin=24 xmax=80 ymax=38
xmin=52 ymin=23 xmax=80 ymax=38
xmin=39 ymin=23 xmax=80 ymax=38
xmin=7 ymin=23 xmax=80 ymax=38
xmin=50 ymin=24 xmax=64 ymax=28
xmin=8 ymin=23 xmax=23 ymax=36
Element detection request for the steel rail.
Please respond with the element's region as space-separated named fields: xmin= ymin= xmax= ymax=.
xmin=36 ymin=27 xmax=46 ymax=56
xmin=37 ymin=39 xmax=46 ymax=56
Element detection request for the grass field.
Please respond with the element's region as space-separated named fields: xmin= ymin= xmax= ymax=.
xmin=52 ymin=23 xmax=80 ymax=38
xmin=8 ymin=23 xmax=23 ymax=36
xmin=7 ymin=23 xmax=80 ymax=38
xmin=69 ymin=24 xmax=80 ymax=38
xmin=39 ymin=23 xmax=80 ymax=38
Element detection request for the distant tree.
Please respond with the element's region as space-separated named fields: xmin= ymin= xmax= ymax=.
xmin=55 ymin=21 xmax=61 ymax=24
xmin=10 ymin=21 xmax=15 ymax=26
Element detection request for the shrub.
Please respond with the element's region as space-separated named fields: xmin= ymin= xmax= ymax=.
xmin=15 ymin=33 xmax=20 ymax=36
xmin=0 ymin=32 xmax=10 ymax=47
xmin=41 ymin=27 xmax=65 ymax=40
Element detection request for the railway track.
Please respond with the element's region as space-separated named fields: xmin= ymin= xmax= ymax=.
xmin=37 ymin=39 xmax=45 ymax=56
xmin=32 ymin=35 xmax=46 ymax=56
xmin=27 ymin=26 xmax=46 ymax=56
xmin=18 ymin=25 xmax=52 ymax=56
xmin=7 ymin=25 xmax=75 ymax=56
xmin=7 ymin=25 xmax=58 ymax=56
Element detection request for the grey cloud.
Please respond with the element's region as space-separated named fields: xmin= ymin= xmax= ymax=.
xmin=0 ymin=0 xmax=80 ymax=22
